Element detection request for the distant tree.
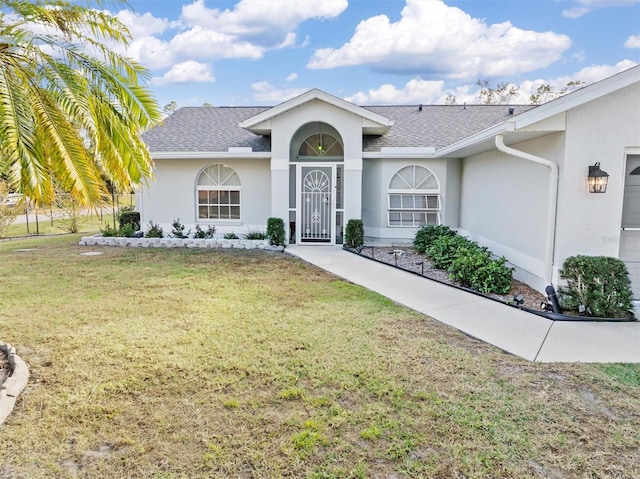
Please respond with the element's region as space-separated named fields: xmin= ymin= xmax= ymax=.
xmin=202 ymin=102 xmax=214 ymax=107
xmin=163 ymin=101 xmax=178 ymax=114
xmin=444 ymin=93 xmax=457 ymax=105
xmin=476 ymin=79 xmax=519 ymax=104
xmin=529 ymin=80 xmax=585 ymax=105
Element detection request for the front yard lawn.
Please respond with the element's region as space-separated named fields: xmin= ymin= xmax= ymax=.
xmin=0 ymin=236 xmax=638 ymax=478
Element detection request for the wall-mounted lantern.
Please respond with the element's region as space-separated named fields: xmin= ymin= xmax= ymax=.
xmin=588 ymin=162 xmax=609 ymax=193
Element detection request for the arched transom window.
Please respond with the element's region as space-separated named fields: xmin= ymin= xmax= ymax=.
xmin=388 ymin=165 xmax=440 ymax=227
xmin=298 ymin=132 xmax=344 ymax=157
xmin=197 ymin=164 xmax=241 ymax=220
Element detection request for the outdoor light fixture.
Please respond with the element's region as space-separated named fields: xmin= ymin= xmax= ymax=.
xmin=588 ymin=162 xmax=609 ymax=193
xmin=513 ymin=294 xmax=524 ymax=305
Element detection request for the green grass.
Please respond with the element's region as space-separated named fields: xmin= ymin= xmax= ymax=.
xmin=0 ymin=236 xmax=638 ymax=478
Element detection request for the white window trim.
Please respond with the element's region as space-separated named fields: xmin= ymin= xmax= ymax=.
xmin=196 ymin=164 xmax=242 ymax=223
xmin=387 ymin=165 xmax=441 ymax=228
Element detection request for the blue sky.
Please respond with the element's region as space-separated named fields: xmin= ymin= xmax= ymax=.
xmin=111 ymin=0 xmax=640 ymax=108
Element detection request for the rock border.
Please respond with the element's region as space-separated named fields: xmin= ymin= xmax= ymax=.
xmin=0 ymin=343 xmax=30 ymax=425
xmin=79 ymin=236 xmax=285 ymax=251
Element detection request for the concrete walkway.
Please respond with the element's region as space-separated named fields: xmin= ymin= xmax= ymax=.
xmin=286 ymin=245 xmax=640 ymax=363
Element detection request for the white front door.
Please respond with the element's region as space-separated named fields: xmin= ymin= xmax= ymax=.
xmin=299 ymin=165 xmax=334 ymax=244
xmin=620 ymin=155 xmax=640 ymax=299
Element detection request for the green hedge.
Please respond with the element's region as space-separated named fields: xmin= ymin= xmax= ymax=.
xmin=418 ymin=227 xmax=514 ymax=295
xmin=267 ymin=217 xmax=285 ymax=246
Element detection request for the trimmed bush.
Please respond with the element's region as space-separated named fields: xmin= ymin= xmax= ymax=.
xmin=100 ymin=224 xmax=118 ymax=237
xmin=426 ymin=234 xmax=481 ymax=270
xmin=413 ymin=225 xmax=457 ymax=254
xmin=449 ymin=250 xmax=513 ymax=295
xmin=345 ymin=219 xmax=364 ymax=248
xmin=117 ymin=208 xmax=140 ymax=231
xmin=267 ymin=217 xmax=285 ymax=246
xmin=558 ymin=255 xmax=633 ymax=318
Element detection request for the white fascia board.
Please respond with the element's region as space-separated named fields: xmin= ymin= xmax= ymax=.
xmin=151 ymin=151 xmax=272 ymax=160
xmin=435 ymin=122 xmax=510 ymax=158
xmin=510 ymin=65 xmax=640 ymax=130
xmin=364 ymin=146 xmax=437 ymax=159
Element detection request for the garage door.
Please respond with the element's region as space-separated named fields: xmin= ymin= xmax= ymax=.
xmin=620 ymin=155 xmax=640 ymax=299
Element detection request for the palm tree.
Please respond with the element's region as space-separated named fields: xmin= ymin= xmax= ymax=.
xmin=0 ymin=0 xmax=161 ymax=207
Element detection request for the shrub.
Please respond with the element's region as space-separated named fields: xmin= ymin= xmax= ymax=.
xmin=118 ymin=208 xmax=140 ymax=231
xmin=558 ymin=255 xmax=633 ymax=318
xmin=223 ymin=232 xmax=239 ymax=240
xmin=426 ymin=234 xmax=481 ymax=270
xmin=244 ymin=229 xmax=267 ymax=240
xmin=413 ymin=225 xmax=457 ymax=254
xmin=194 ymin=224 xmax=216 ymax=239
xmin=119 ymin=223 xmax=136 ymax=238
xmin=145 ymin=221 xmax=164 ymax=238
xmin=170 ymin=218 xmax=190 ymax=238
xmin=267 ymin=217 xmax=285 ymax=246
xmin=344 ymin=219 xmax=364 ymax=248
xmin=100 ymin=223 xmax=118 ymax=237
xmin=449 ymin=250 xmax=513 ymax=294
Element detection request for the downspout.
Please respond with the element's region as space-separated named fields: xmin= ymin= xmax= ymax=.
xmin=495 ymin=134 xmax=559 ymax=286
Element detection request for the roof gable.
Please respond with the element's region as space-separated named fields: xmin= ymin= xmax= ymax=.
xmin=238 ymin=89 xmax=394 ymax=135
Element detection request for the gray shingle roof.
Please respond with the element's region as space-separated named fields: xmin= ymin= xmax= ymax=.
xmin=142 ymin=103 xmax=535 ymax=153
xmin=142 ymin=106 xmax=271 ymax=152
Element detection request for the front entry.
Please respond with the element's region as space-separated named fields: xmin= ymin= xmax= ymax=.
xmin=620 ymin=154 xmax=640 ymax=299
xmin=300 ymin=165 xmax=334 ymax=243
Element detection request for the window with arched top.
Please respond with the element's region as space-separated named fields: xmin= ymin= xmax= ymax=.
xmin=196 ymin=164 xmax=241 ymax=220
xmin=297 ymin=132 xmax=344 ymax=157
xmin=388 ymin=165 xmax=440 ymax=227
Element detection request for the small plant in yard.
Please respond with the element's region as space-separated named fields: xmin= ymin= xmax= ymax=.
xmin=54 ymin=189 xmax=85 ymax=233
xmin=413 ymin=224 xmax=457 ymax=254
xmin=100 ymin=223 xmax=118 ymax=237
xmin=145 ymin=220 xmax=164 ymax=238
xmin=267 ymin=217 xmax=285 ymax=246
xmin=558 ymin=255 xmax=633 ymax=317
xmin=118 ymin=223 xmax=136 ymax=238
xmin=194 ymin=224 xmax=216 ymax=239
xmin=223 ymin=232 xmax=239 ymax=240
xmin=171 ymin=218 xmax=190 ymax=238
xmin=359 ymin=424 xmax=382 ymax=440
xmin=244 ymin=229 xmax=267 ymax=240
xmin=345 ymin=218 xmax=364 ymax=248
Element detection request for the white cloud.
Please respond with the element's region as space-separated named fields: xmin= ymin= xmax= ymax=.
xmin=286 ymin=73 xmax=298 ymax=82
xmin=343 ymin=60 xmax=638 ymax=105
xmin=562 ymin=0 xmax=639 ymax=18
xmin=115 ymin=10 xmax=169 ymax=38
xmin=250 ymin=81 xmax=309 ymax=103
xmin=625 ymin=34 xmax=640 ymax=48
xmin=345 ymin=79 xmax=475 ymax=105
xmin=168 ymin=26 xmax=265 ymax=60
xmin=179 ymin=0 xmax=346 ymax=48
xmin=307 ymin=0 xmax=571 ymax=80
xmin=151 ymin=61 xmax=215 ymax=85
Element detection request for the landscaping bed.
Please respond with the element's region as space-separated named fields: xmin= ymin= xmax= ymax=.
xmin=345 ymin=245 xmax=637 ymax=322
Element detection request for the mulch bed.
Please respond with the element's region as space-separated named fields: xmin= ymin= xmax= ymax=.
xmin=347 ymin=245 xmax=549 ymax=311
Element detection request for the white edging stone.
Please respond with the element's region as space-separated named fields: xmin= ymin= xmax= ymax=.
xmin=0 ymin=342 xmax=29 ymax=425
xmin=79 ymin=236 xmax=286 ymax=252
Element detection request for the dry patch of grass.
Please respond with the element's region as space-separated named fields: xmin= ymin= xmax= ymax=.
xmin=0 ymin=236 xmax=638 ymax=478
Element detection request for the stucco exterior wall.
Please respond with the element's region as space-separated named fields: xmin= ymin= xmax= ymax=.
xmin=362 ymin=158 xmax=451 ymax=242
xmin=138 ymin=158 xmax=271 ymax=235
xmin=554 ymin=82 xmax=640 ymax=272
xmin=459 ymin=133 xmax=565 ymax=290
